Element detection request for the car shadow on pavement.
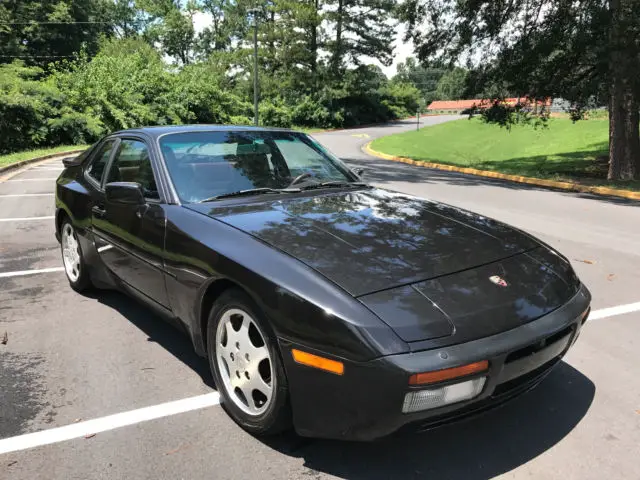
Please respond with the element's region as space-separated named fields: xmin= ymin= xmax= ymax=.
xmin=89 ymin=290 xmax=215 ymax=389
xmin=263 ymin=361 xmax=594 ymax=480
xmin=347 ymin=157 xmax=640 ymax=208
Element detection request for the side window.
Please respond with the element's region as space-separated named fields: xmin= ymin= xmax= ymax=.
xmin=106 ymin=140 xmax=159 ymax=200
xmin=86 ymin=140 xmax=116 ymax=184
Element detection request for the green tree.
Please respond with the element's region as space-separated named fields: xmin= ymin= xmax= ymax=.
xmin=0 ymin=0 xmax=113 ymax=68
xmin=325 ymin=0 xmax=395 ymax=76
xmin=109 ymin=0 xmax=149 ymax=38
xmin=393 ymin=57 xmax=446 ymax=103
xmin=196 ymin=0 xmax=235 ymax=55
xmin=139 ymin=0 xmax=198 ymax=64
xmin=435 ymin=67 xmax=468 ymax=100
xmin=258 ymin=0 xmax=324 ymax=98
xmin=399 ymin=0 xmax=640 ymax=180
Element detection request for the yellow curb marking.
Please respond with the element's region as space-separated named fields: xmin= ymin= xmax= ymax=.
xmin=363 ymin=142 xmax=640 ymax=201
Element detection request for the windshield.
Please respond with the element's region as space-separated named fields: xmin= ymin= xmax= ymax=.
xmin=159 ymin=131 xmax=356 ymax=203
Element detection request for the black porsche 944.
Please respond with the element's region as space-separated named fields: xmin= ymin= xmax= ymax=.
xmin=55 ymin=125 xmax=591 ymax=440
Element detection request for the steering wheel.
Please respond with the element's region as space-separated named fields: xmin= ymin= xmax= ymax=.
xmin=288 ymin=172 xmax=313 ymax=187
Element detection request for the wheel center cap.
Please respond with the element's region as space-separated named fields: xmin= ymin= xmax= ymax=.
xmin=236 ymin=356 xmax=246 ymax=371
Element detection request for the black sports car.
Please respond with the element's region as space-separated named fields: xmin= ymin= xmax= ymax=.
xmin=55 ymin=125 xmax=591 ymax=440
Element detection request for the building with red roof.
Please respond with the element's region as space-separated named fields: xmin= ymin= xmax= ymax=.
xmin=427 ymin=98 xmax=551 ymax=113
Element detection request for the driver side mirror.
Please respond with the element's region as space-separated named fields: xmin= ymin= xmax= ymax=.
xmin=105 ymin=182 xmax=146 ymax=206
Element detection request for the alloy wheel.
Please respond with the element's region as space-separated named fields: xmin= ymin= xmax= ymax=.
xmin=62 ymin=223 xmax=81 ymax=283
xmin=215 ymin=308 xmax=274 ymax=416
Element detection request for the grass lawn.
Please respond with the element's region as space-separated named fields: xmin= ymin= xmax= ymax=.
xmin=0 ymin=145 xmax=88 ymax=169
xmin=294 ymin=126 xmax=327 ymax=134
xmin=370 ymin=117 xmax=640 ymax=192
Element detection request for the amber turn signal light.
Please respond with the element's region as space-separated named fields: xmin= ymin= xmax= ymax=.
xmin=409 ymin=360 xmax=489 ymax=385
xmin=292 ymin=349 xmax=344 ymax=375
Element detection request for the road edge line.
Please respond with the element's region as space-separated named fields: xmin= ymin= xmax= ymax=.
xmin=363 ymin=142 xmax=640 ymax=202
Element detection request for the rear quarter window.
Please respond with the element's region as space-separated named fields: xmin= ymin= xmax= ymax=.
xmin=86 ymin=140 xmax=116 ymax=184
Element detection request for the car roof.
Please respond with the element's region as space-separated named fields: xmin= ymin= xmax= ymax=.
xmin=112 ymin=124 xmax=299 ymax=139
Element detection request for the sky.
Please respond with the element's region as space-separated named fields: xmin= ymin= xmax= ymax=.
xmin=365 ymin=25 xmax=415 ymax=78
xmin=192 ymin=12 xmax=414 ymax=78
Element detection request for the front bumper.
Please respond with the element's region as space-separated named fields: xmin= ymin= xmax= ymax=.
xmin=279 ymin=284 xmax=591 ymax=441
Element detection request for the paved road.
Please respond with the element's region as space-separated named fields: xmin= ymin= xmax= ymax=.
xmin=1 ymin=117 xmax=639 ymax=479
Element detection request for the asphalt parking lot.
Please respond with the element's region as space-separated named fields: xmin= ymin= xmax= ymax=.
xmin=1 ymin=117 xmax=639 ymax=479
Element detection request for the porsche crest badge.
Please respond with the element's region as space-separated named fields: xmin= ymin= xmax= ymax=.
xmin=489 ymin=275 xmax=508 ymax=287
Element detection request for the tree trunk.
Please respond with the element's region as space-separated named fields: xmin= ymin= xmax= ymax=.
xmin=268 ymin=10 xmax=276 ymax=71
xmin=310 ymin=0 xmax=318 ymax=74
xmin=609 ymin=85 xmax=640 ymax=180
xmin=608 ymin=0 xmax=640 ymax=180
xmin=332 ymin=0 xmax=343 ymax=74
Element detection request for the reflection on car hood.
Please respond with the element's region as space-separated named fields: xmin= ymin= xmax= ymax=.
xmin=186 ymin=188 xmax=539 ymax=296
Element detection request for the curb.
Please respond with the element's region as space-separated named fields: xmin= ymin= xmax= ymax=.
xmin=0 ymin=149 xmax=86 ymax=175
xmin=363 ymin=142 xmax=640 ymax=202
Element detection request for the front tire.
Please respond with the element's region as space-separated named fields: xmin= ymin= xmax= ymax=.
xmin=207 ymin=289 xmax=291 ymax=435
xmin=60 ymin=220 xmax=91 ymax=292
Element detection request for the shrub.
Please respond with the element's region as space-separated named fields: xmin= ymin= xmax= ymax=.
xmin=381 ymin=81 xmax=421 ymax=118
xmin=173 ymin=62 xmax=251 ymax=124
xmin=229 ymin=115 xmax=253 ymax=126
xmin=47 ymin=110 xmax=104 ymax=145
xmin=291 ymin=96 xmax=333 ymax=128
xmin=0 ymin=62 xmax=62 ymax=153
xmin=50 ymin=38 xmax=181 ymax=132
xmin=1 ymin=38 xmax=430 ymax=154
xmin=259 ymin=101 xmax=292 ymax=128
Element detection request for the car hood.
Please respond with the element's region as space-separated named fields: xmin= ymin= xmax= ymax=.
xmin=186 ymin=188 xmax=539 ymax=297
xmin=359 ymin=248 xmax=582 ymax=343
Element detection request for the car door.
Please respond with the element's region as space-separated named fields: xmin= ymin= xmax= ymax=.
xmin=92 ymin=137 xmax=170 ymax=308
xmin=69 ymin=137 xmax=118 ymax=224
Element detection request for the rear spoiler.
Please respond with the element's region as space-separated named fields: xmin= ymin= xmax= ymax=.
xmin=62 ymin=155 xmax=82 ymax=168
xmin=61 ymin=144 xmax=95 ymax=168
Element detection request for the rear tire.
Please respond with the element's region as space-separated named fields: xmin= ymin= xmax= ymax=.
xmin=207 ymin=289 xmax=291 ymax=435
xmin=60 ymin=220 xmax=91 ymax=292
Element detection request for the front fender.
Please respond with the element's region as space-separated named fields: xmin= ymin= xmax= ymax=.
xmin=162 ymin=205 xmax=409 ymax=362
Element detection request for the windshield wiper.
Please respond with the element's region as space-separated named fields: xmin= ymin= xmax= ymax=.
xmin=198 ymin=187 xmax=299 ymax=203
xmin=299 ymin=181 xmax=370 ymax=191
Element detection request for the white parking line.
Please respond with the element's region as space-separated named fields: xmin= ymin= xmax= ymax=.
xmin=0 ymin=267 xmax=64 ymax=278
xmin=0 ymin=216 xmax=54 ymax=222
xmin=0 ymin=392 xmax=221 ymax=455
xmin=0 ymin=194 xmax=54 ymax=197
xmin=589 ymin=301 xmax=640 ymax=321
xmin=6 ymin=178 xmax=57 ymax=182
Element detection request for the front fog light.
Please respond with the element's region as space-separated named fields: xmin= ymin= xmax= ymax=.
xmin=402 ymin=377 xmax=486 ymax=414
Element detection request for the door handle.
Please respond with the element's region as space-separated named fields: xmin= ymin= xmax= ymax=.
xmin=136 ymin=204 xmax=149 ymax=219
xmin=92 ymin=205 xmax=106 ymax=218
